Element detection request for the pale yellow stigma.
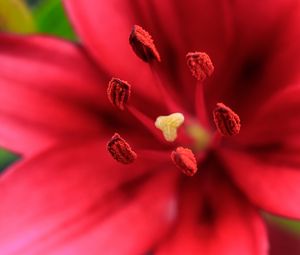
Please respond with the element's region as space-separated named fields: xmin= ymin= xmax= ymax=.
xmin=155 ymin=113 xmax=184 ymax=142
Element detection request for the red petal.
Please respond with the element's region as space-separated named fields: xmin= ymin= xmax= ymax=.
xmin=227 ymin=86 xmax=300 ymax=214
xmin=237 ymin=85 xmax=300 ymax=149
xmin=0 ymin=139 xmax=179 ymax=255
xmin=219 ymin=149 xmax=300 ymax=219
xmin=0 ymin=35 xmax=107 ymax=155
xmin=207 ymin=0 xmax=300 ymax=125
xmin=155 ymin=171 xmax=268 ymax=255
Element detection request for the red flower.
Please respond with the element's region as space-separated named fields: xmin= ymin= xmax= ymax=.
xmin=1 ymin=0 xmax=300 ymax=254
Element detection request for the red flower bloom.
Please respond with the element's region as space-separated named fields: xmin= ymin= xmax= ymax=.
xmin=1 ymin=0 xmax=300 ymax=254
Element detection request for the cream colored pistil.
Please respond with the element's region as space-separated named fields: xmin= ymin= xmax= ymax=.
xmin=155 ymin=113 xmax=184 ymax=142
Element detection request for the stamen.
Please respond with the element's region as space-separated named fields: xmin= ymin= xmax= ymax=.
xmin=155 ymin=113 xmax=184 ymax=142
xmin=213 ymin=103 xmax=241 ymax=136
xmin=107 ymin=133 xmax=137 ymax=164
xmin=171 ymin=147 xmax=197 ymax=176
xmin=186 ymin=52 xmax=214 ymax=81
xmin=129 ymin=25 xmax=161 ymax=62
xmin=107 ymin=78 xmax=131 ymax=110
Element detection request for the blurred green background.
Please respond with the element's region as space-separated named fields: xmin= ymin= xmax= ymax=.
xmin=0 ymin=0 xmax=299 ymax=240
xmin=0 ymin=0 xmax=76 ymax=40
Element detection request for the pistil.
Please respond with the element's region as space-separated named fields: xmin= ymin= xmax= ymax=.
xmin=155 ymin=113 xmax=185 ymax=142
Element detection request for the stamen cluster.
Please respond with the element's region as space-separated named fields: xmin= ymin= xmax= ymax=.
xmin=106 ymin=25 xmax=241 ymax=178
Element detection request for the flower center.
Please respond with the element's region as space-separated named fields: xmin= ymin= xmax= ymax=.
xmin=106 ymin=24 xmax=241 ymax=177
xmin=186 ymin=122 xmax=211 ymax=151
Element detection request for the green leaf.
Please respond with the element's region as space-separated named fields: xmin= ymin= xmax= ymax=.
xmin=33 ymin=0 xmax=77 ymax=40
xmin=0 ymin=148 xmax=19 ymax=173
xmin=0 ymin=0 xmax=36 ymax=33
xmin=265 ymin=213 xmax=300 ymax=236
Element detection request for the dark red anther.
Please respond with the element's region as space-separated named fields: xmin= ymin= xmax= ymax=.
xmin=213 ymin=103 xmax=241 ymax=136
xmin=129 ymin=25 xmax=161 ymax=62
xmin=186 ymin=52 xmax=214 ymax=81
xmin=107 ymin=78 xmax=131 ymax=110
xmin=107 ymin=133 xmax=137 ymax=164
xmin=171 ymin=147 xmax=197 ymax=176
